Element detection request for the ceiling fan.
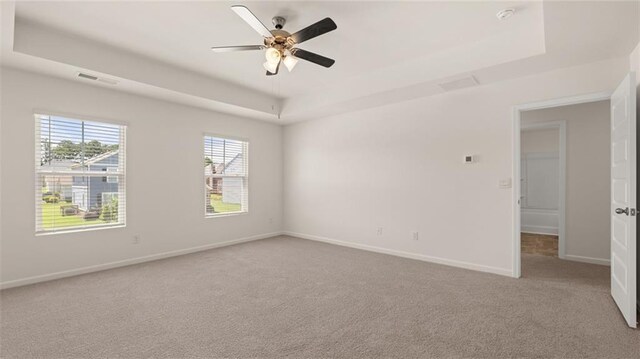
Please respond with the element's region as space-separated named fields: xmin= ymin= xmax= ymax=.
xmin=211 ymin=5 xmax=337 ymax=76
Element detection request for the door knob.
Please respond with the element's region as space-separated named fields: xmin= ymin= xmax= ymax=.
xmin=615 ymin=207 xmax=629 ymax=215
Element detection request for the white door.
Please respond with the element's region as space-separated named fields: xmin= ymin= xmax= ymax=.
xmin=610 ymin=72 xmax=637 ymax=328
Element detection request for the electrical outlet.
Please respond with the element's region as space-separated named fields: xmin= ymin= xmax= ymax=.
xmin=377 ymin=227 xmax=383 ymax=236
xmin=412 ymin=232 xmax=419 ymax=241
xmin=133 ymin=235 xmax=141 ymax=244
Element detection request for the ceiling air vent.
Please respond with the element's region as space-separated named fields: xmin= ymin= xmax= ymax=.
xmin=438 ymin=76 xmax=479 ymax=92
xmin=76 ymin=72 xmax=118 ymax=85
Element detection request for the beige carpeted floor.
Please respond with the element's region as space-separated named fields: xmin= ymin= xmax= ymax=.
xmin=1 ymin=236 xmax=638 ymax=358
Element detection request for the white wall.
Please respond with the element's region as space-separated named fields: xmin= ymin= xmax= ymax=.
xmin=521 ymin=129 xmax=559 ymax=153
xmin=520 ymin=129 xmax=560 ymax=236
xmin=283 ymin=57 xmax=629 ymax=276
xmin=0 ymin=54 xmax=634 ymax=285
xmin=0 ymin=67 xmax=283 ymax=286
xmin=522 ymin=101 xmax=610 ymax=264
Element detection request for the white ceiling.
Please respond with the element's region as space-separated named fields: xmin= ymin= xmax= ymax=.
xmin=1 ymin=1 xmax=638 ymax=123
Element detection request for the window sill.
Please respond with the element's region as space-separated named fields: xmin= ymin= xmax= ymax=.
xmin=205 ymin=211 xmax=248 ymax=219
xmin=36 ymin=224 xmax=126 ymax=236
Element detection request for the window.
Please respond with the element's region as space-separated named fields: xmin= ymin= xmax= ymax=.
xmin=35 ymin=114 xmax=126 ymax=233
xmin=204 ymin=135 xmax=248 ymax=216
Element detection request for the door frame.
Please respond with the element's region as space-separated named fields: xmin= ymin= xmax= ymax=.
xmin=512 ymin=91 xmax=611 ymax=278
xmin=521 ymin=120 xmax=566 ymax=259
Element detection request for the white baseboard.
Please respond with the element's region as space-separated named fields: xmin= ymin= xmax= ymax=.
xmin=283 ymin=231 xmax=513 ymax=277
xmin=0 ymin=231 xmax=283 ymax=290
xmin=564 ymin=254 xmax=610 ymax=266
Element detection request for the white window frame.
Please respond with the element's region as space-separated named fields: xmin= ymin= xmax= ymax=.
xmin=35 ymin=114 xmax=126 ymax=234
xmin=203 ymin=134 xmax=249 ymax=218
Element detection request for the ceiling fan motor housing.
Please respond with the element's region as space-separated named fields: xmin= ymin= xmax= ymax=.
xmin=272 ymin=16 xmax=286 ymax=30
xmin=265 ymin=28 xmax=295 ymax=53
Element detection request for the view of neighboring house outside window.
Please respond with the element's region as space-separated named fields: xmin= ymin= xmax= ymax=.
xmin=203 ymin=135 xmax=248 ymax=216
xmin=35 ymin=114 xmax=126 ymax=233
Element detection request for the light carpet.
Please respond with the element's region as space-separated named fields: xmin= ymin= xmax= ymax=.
xmin=1 ymin=236 xmax=638 ymax=358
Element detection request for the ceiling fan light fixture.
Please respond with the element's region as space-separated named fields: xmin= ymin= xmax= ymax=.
xmin=265 ymin=47 xmax=281 ymax=64
xmin=283 ymin=55 xmax=298 ymax=72
xmin=211 ymin=6 xmax=337 ymax=76
xmin=263 ymin=61 xmax=279 ymax=74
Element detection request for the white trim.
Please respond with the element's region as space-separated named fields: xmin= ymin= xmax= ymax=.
xmin=285 ymin=231 xmax=513 ymax=277
xmin=202 ymin=131 xmax=250 ymax=143
xmin=513 ymin=107 xmax=522 ymax=278
xmin=521 ymin=227 xmax=559 ymax=235
xmin=35 ymin=224 xmax=126 ymax=237
xmin=205 ymin=211 xmax=248 ymax=219
xmin=34 ymin=109 xmax=131 ymax=127
xmin=514 ymin=92 xmax=611 ymax=112
xmin=564 ymin=254 xmax=610 ymax=266
xmin=1 ymin=232 xmax=282 ymax=290
xmin=512 ymin=92 xmax=611 ymax=278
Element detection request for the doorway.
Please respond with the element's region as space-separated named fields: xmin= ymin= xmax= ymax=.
xmin=512 ymin=76 xmax=637 ymax=328
xmin=512 ymin=92 xmax=612 ymax=279
xmin=516 ymin=98 xmax=612 ymax=275
xmin=520 ymin=121 xmax=565 ymax=259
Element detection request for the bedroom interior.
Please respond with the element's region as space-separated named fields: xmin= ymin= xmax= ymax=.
xmin=1 ymin=1 xmax=639 ymax=357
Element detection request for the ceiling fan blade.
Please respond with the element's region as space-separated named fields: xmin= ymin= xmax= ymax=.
xmin=266 ymin=61 xmax=281 ymax=76
xmin=231 ymin=5 xmax=274 ymax=38
xmin=211 ymin=45 xmax=264 ymax=53
xmin=290 ymin=48 xmax=335 ymax=68
xmin=290 ymin=18 xmax=337 ymax=44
